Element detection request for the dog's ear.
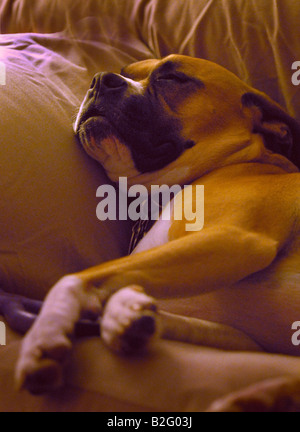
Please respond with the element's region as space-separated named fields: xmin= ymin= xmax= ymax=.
xmin=242 ymin=92 xmax=300 ymax=169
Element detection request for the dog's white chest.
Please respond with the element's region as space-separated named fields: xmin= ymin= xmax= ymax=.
xmin=132 ymin=216 xmax=172 ymax=254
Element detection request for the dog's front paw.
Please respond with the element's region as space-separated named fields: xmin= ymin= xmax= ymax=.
xmin=15 ymin=322 xmax=72 ymax=395
xmin=101 ymin=286 xmax=160 ymax=354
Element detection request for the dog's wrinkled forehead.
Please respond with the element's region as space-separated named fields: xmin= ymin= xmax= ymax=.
xmin=121 ymin=57 xmax=205 ymax=88
xmin=121 ymin=58 xmax=160 ymax=81
xmin=122 ymin=55 xmax=238 ymax=89
xmin=122 ymin=58 xmax=180 ymax=79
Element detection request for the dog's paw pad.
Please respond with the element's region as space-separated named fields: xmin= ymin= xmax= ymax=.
xmin=15 ymin=332 xmax=72 ymax=394
xmin=101 ymin=286 xmax=160 ymax=354
xmin=16 ymin=358 xmax=64 ymax=395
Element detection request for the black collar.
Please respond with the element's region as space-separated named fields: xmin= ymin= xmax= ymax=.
xmin=128 ymin=196 xmax=163 ymax=254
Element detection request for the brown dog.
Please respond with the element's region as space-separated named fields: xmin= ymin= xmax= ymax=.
xmin=15 ymin=55 xmax=300 ymax=409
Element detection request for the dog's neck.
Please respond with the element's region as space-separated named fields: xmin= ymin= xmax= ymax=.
xmin=125 ymin=133 xmax=298 ymax=191
xmin=219 ymin=134 xmax=299 ymax=175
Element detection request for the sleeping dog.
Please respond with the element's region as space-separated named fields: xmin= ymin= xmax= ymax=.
xmin=16 ymin=55 xmax=300 ymax=409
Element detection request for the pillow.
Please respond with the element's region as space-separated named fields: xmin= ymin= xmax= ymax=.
xmin=0 ymin=34 xmax=136 ymax=299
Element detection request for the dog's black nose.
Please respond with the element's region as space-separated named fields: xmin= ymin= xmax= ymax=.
xmin=101 ymin=72 xmax=127 ymax=90
xmin=90 ymin=72 xmax=127 ymax=94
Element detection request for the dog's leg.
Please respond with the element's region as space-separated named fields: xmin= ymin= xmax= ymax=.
xmin=159 ymin=311 xmax=262 ymax=351
xmin=77 ymin=225 xmax=278 ymax=296
xmin=101 ymin=287 xmax=261 ymax=354
xmin=16 ymin=226 xmax=277 ymax=393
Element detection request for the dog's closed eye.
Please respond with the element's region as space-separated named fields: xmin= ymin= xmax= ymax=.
xmin=156 ymin=73 xmax=190 ymax=84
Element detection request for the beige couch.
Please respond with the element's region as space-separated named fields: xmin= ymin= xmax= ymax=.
xmin=0 ymin=0 xmax=300 ymax=412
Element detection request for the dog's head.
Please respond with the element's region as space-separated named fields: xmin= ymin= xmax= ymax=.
xmin=74 ymin=55 xmax=300 ymax=187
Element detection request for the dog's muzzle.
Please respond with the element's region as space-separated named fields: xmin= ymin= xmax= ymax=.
xmin=74 ymin=72 xmax=132 ymax=132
